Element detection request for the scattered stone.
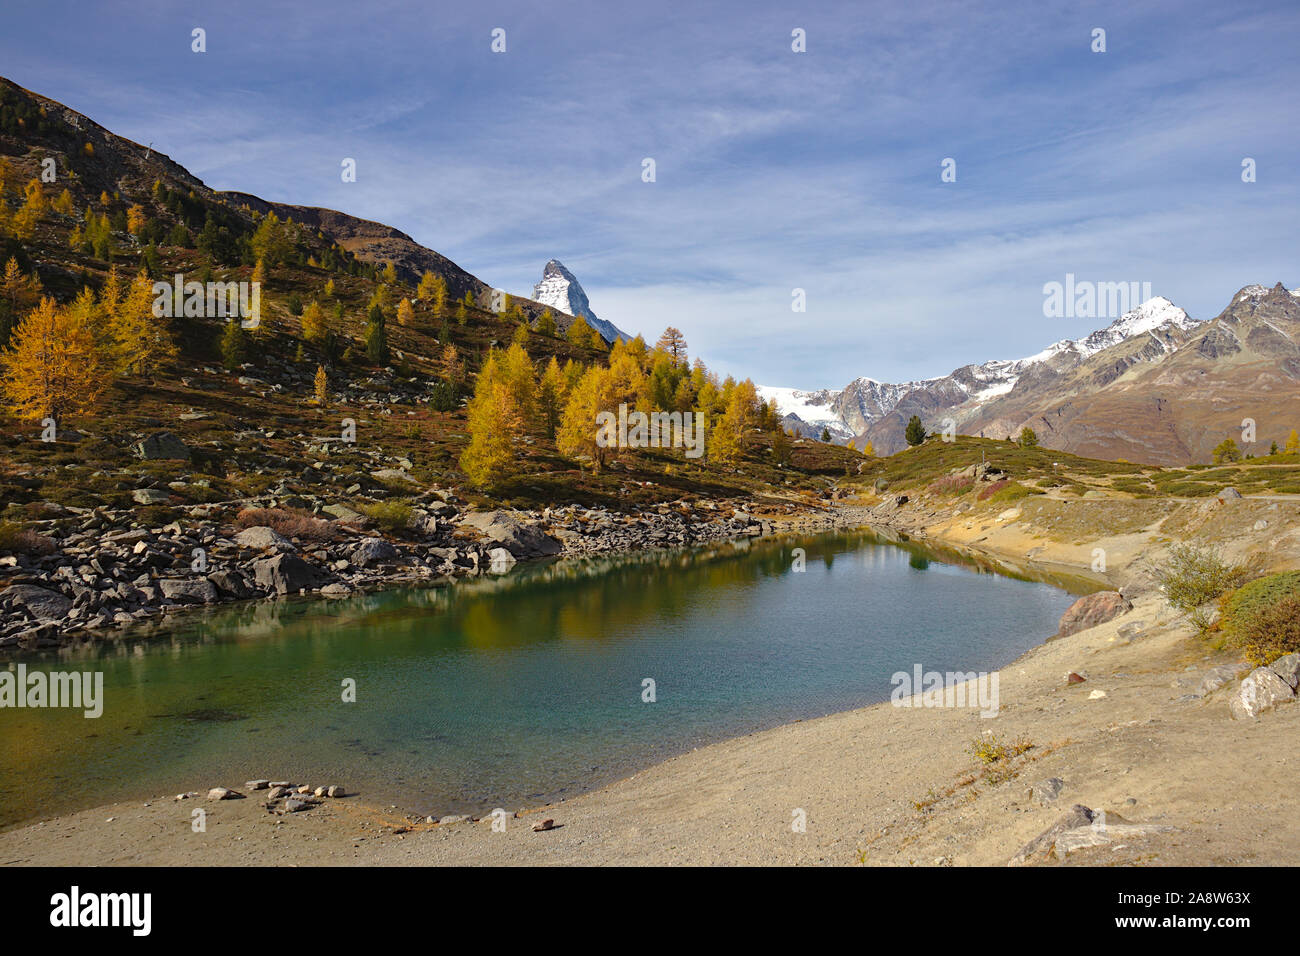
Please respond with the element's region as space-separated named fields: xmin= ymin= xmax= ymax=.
xmin=131 ymin=488 xmax=171 ymax=505
xmin=1067 ymin=672 xmax=1087 ymax=684
xmin=1268 ymin=653 xmax=1300 ymax=689
xmin=207 ymin=787 xmax=243 ymax=800
xmin=1 ymin=584 xmax=73 ymax=622
xmin=439 ymin=814 xmax=471 ymax=825
xmin=1199 ymin=663 xmax=1248 ymax=695
xmin=350 ymin=538 xmax=398 ymax=567
xmin=1011 ymin=804 xmax=1095 ymax=864
xmin=245 ymin=780 xmax=271 ymax=790
xmin=532 ymin=818 xmax=557 ymax=832
xmin=459 ymin=511 xmax=562 ymax=558
xmin=1029 ymin=777 xmax=1064 ymax=805
xmin=134 ymin=431 xmax=191 ymax=461
xmin=252 ymin=553 xmax=330 ymax=595
xmin=1088 ymin=689 xmax=1108 ymax=700
xmin=281 ymin=798 xmax=312 ymax=813
xmin=158 ymin=577 xmax=219 ymax=605
xmin=326 ymin=785 xmax=344 ymax=798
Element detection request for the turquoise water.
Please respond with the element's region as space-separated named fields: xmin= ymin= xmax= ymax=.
xmin=0 ymin=530 xmax=1089 ymax=829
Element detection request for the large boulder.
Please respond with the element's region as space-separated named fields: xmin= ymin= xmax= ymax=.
xmin=1056 ymin=591 xmax=1131 ymax=637
xmin=459 ymin=511 xmax=562 ymax=559
xmin=235 ymin=526 xmax=294 ymax=552
xmin=1 ymin=584 xmax=72 ymax=621
xmin=158 ymin=577 xmax=219 ymax=605
xmin=134 ymin=431 xmax=191 ymax=461
xmin=350 ymin=538 xmax=398 ymax=568
xmin=207 ymin=569 xmax=255 ymax=600
xmin=252 ymin=554 xmax=330 ymax=595
xmin=1229 ymin=667 xmax=1295 ymax=719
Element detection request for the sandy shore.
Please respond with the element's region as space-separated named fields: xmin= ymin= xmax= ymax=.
xmin=5 ymin=493 xmax=1300 ymax=866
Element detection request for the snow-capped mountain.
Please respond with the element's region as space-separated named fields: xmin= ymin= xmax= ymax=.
xmin=760 ymin=295 xmax=1202 ymax=448
xmin=531 ymin=259 xmax=633 ymax=344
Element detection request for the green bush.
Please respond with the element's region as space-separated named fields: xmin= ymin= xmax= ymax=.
xmin=357 ymin=500 xmax=414 ymax=534
xmin=1220 ymin=571 xmax=1300 ymax=665
xmin=1157 ymin=544 xmax=1251 ymax=628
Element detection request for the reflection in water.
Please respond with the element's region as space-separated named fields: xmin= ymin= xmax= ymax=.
xmin=0 ymin=529 xmax=1094 ymax=830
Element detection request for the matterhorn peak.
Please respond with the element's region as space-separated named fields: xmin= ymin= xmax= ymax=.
xmin=531 ymin=259 xmax=633 ymax=343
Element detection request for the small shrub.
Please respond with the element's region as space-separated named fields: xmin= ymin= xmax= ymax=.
xmin=927 ymin=474 xmax=975 ymax=496
xmin=235 ymin=507 xmax=336 ymax=542
xmin=988 ymin=481 xmax=1041 ymax=504
xmin=0 ymin=520 xmax=54 ymax=555
xmin=1219 ymin=571 xmax=1300 ymax=665
xmin=1157 ymin=543 xmax=1251 ymax=628
xmin=357 ymin=500 xmax=414 ymax=534
xmin=977 ymin=478 xmax=1010 ymax=501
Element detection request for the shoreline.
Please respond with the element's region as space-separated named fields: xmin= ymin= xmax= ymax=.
xmin=5 ymin=491 xmax=1300 ymax=864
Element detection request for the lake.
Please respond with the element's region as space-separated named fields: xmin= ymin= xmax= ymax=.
xmin=0 ymin=529 xmax=1093 ymax=830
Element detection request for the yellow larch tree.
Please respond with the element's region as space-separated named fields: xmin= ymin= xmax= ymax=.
xmin=0 ymin=297 xmax=108 ymax=425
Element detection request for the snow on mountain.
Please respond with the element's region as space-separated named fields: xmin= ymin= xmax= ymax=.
xmin=756 ymin=386 xmax=854 ymax=439
xmin=531 ymin=259 xmax=633 ymax=343
xmin=765 ymin=295 xmax=1200 ymax=441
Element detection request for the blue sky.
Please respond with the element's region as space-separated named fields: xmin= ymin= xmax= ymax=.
xmin=2 ymin=0 xmax=1297 ymax=387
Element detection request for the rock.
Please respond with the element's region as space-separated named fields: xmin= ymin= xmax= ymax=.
xmin=1011 ymin=805 xmax=1095 ymax=864
xmin=245 ymin=780 xmax=271 ymax=790
xmin=2 ymin=584 xmax=72 ymax=621
xmin=207 ymin=787 xmax=243 ymax=800
xmin=235 ymin=526 xmax=294 ymax=552
xmin=158 ymin=577 xmax=218 ymax=605
xmin=320 ymin=583 xmax=352 ymax=596
xmin=1268 ymin=653 xmax=1300 ymax=689
xmin=1067 ymin=672 xmax=1087 ymax=684
xmin=1199 ymin=664 xmax=1246 ymax=695
xmin=281 ymin=798 xmax=312 ymax=813
xmin=132 ymin=488 xmax=171 ymax=505
xmin=322 ymin=503 xmax=366 ymax=523
xmin=458 ymin=511 xmax=562 ymax=559
xmin=1229 ymin=667 xmax=1295 ymax=719
xmin=326 ymin=785 xmax=344 ymax=798
xmin=1054 ymin=817 xmax=1176 ymax=854
xmin=1056 ymin=591 xmax=1131 ymax=637
xmin=313 ymin=786 xmax=329 ymax=798
xmin=134 ymin=431 xmax=191 ymax=461
xmin=1217 ymin=487 xmax=1243 ymax=501
xmin=1088 ymin=689 xmax=1108 ymax=700
xmin=267 ymin=787 xmax=289 ymax=799
xmin=174 ymin=792 xmax=199 ymax=801
xmin=532 ymin=818 xmax=557 ymax=832
xmin=207 ymin=570 xmax=255 ymax=599
xmin=439 ymin=814 xmax=471 ymax=825
xmin=486 ymin=547 xmax=517 ymax=573
xmin=1029 ymin=777 xmax=1064 ymax=805
xmin=1253 ymin=519 xmax=1269 ymax=531
xmin=350 ymin=538 xmax=398 ymax=567
xmin=252 ymin=554 xmax=330 ymax=595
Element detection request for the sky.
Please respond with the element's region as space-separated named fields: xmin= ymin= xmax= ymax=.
xmin=2 ymin=0 xmax=1297 ymax=387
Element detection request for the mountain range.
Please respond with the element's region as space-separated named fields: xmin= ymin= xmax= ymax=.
xmin=759 ymin=286 xmax=1300 ymax=465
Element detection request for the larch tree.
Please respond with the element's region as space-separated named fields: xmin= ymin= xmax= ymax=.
xmin=397 ymin=297 xmax=415 ymax=327
xmin=112 ymin=272 xmax=177 ymax=378
xmin=1286 ymin=429 xmax=1300 ymax=454
xmin=301 ymin=300 xmax=327 ymax=343
xmin=314 ymin=364 xmax=329 ymax=406
xmin=0 ymin=297 xmax=107 ymax=425
xmin=558 ymin=364 xmax=615 ymax=470
xmin=654 ymin=327 xmax=688 ymax=364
